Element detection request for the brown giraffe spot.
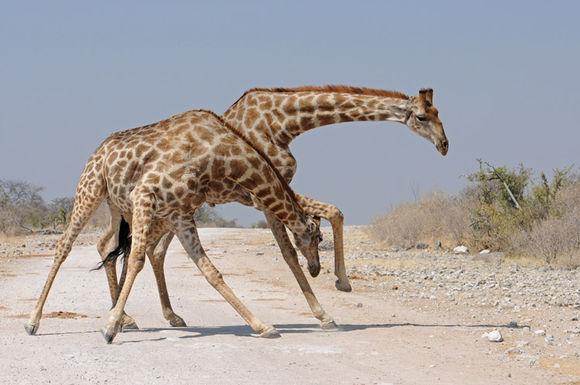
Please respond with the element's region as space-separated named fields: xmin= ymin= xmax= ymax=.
xmin=262 ymin=196 xmax=276 ymax=207
xmin=213 ymin=143 xmax=230 ymax=157
xmin=299 ymin=116 xmax=314 ymax=128
xmin=186 ymin=179 xmax=197 ymax=190
xmin=158 ymin=139 xmax=171 ymax=152
xmin=208 ymin=180 xmax=224 ymax=192
xmin=134 ymin=143 xmax=149 ymax=157
xmin=107 ymin=151 xmax=118 ymax=164
xmin=249 ymin=171 xmax=265 ymax=186
xmin=298 ymin=98 xmax=316 ymax=113
xmin=270 ymin=202 xmax=284 ymax=212
xmin=240 ymin=176 xmax=257 ymax=190
xmin=229 ymin=159 xmax=247 ymax=179
xmin=142 ymin=149 xmax=160 ymax=164
xmin=277 ymin=131 xmax=292 ymax=145
xmin=244 ymin=107 xmax=259 ymax=127
xmin=169 ymin=166 xmax=185 ymax=180
xmin=211 ymin=158 xmax=226 ymax=177
xmin=124 ymin=161 xmax=139 ymax=183
xmin=272 ymin=108 xmax=285 ymax=121
xmin=174 ymin=186 xmax=185 ymax=198
xmin=230 ymin=145 xmax=242 ymax=156
xmin=259 ymin=98 xmax=272 ymax=110
xmin=247 ymin=155 xmax=261 ymax=170
xmin=339 ymin=112 xmax=351 ymax=122
xmin=318 ymin=113 xmax=337 ymax=126
xmin=161 ymin=176 xmax=172 ymax=189
xmin=263 ymin=112 xmax=274 ymax=127
xmin=165 ymin=192 xmax=176 ymax=202
xmin=284 ymin=118 xmax=299 ymax=132
xmin=199 ymin=130 xmax=215 ymax=144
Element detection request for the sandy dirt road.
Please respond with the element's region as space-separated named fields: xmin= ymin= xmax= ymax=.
xmin=0 ymin=228 xmax=577 ymax=385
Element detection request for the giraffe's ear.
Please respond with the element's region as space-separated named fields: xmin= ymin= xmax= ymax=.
xmin=419 ymin=88 xmax=433 ymax=104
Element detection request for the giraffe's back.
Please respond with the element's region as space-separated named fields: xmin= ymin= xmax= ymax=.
xmin=95 ymin=110 xmax=257 ymax=216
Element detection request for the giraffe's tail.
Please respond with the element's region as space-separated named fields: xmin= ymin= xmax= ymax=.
xmin=93 ymin=219 xmax=131 ymax=270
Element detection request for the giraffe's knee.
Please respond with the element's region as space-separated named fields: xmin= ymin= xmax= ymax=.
xmin=128 ymin=254 xmax=146 ymax=273
xmin=97 ymin=234 xmax=116 ymax=257
xmin=328 ymin=206 xmax=344 ymax=223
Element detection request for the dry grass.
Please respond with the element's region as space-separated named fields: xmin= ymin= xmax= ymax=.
xmin=369 ymin=191 xmax=471 ymax=249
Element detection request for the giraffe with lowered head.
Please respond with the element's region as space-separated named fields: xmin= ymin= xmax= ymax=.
xmin=25 ymin=109 xmax=327 ymax=343
xmin=101 ymin=86 xmax=449 ymax=330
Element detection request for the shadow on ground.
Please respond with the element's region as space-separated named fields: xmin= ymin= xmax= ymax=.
xmin=109 ymin=320 xmax=527 ymax=344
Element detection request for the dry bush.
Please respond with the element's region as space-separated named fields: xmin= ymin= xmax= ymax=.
xmin=250 ymin=220 xmax=269 ymax=229
xmin=370 ymin=164 xmax=580 ymax=266
xmin=509 ymin=182 xmax=580 ymax=266
xmin=370 ymin=191 xmax=471 ymax=249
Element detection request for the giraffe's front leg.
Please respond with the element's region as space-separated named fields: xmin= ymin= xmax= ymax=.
xmin=96 ymin=205 xmax=139 ymax=330
xmin=264 ymin=212 xmax=337 ymax=330
xmin=147 ymin=231 xmax=186 ymax=327
xmin=295 ymin=193 xmax=352 ymax=292
xmin=172 ymin=215 xmax=279 ymax=338
xmin=101 ymin=192 xmax=153 ymax=344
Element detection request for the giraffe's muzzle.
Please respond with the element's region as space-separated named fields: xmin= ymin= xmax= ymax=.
xmin=436 ymin=138 xmax=449 ymax=156
xmin=308 ymin=261 xmax=321 ymax=277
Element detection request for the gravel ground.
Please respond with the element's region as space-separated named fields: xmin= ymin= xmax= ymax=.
xmin=0 ymin=226 xmax=579 ymax=384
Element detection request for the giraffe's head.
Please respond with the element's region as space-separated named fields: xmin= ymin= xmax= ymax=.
xmin=405 ymin=88 xmax=449 ymax=156
xmin=293 ymin=216 xmax=322 ymax=277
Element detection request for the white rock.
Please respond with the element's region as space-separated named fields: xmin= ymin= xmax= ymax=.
xmin=479 ymin=249 xmax=491 ymax=254
xmin=453 ymin=245 xmax=469 ymax=254
xmin=484 ymin=330 xmax=503 ymax=342
xmin=534 ymin=330 xmax=546 ymax=336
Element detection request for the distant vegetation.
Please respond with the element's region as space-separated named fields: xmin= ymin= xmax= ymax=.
xmin=250 ymin=219 xmax=269 ymax=229
xmin=0 ymin=180 xmax=237 ymax=235
xmin=370 ymin=161 xmax=580 ymax=266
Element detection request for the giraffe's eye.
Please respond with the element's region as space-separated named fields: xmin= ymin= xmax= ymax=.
xmin=416 ymin=115 xmax=428 ymax=123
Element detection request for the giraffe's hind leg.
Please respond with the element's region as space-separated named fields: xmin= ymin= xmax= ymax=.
xmin=96 ymin=204 xmax=138 ymax=330
xmin=26 ymin=169 xmax=106 ymax=335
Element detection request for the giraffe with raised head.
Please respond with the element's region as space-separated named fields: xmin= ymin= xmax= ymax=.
xmin=25 ymin=109 xmax=330 ymax=343
xmin=105 ymin=86 xmax=448 ymax=326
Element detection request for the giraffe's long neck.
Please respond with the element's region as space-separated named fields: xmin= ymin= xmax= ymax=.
xmin=223 ymin=90 xmax=411 ymax=148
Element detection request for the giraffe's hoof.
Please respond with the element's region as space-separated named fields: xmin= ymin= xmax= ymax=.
xmin=169 ymin=314 xmax=187 ymax=328
xmin=120 ymin=314 xmax=139 ymax=331
xmin=335 ymin=279 xmax=352 ymax=292
xmin=100 ymin=326 xmax=118 ymax=344
xmin=24 ymin=322 xmax=39 ymax=336
xmin=258 ymin=325 xmax=281 ymax=339
xmin=121 ymin=320 xmax=139 ymax=331
xmin=321 ymin=319 xmax=339 ymax=330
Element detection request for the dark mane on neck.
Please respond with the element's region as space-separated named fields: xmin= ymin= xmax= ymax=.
xmin=197 ymin=109 xmax=299 ymax=205
xmin=226 ymin=84 xmax=409 ymax=112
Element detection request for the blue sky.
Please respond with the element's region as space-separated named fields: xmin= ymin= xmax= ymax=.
xmin=1 ymin=1 xmax=578 ymax=225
